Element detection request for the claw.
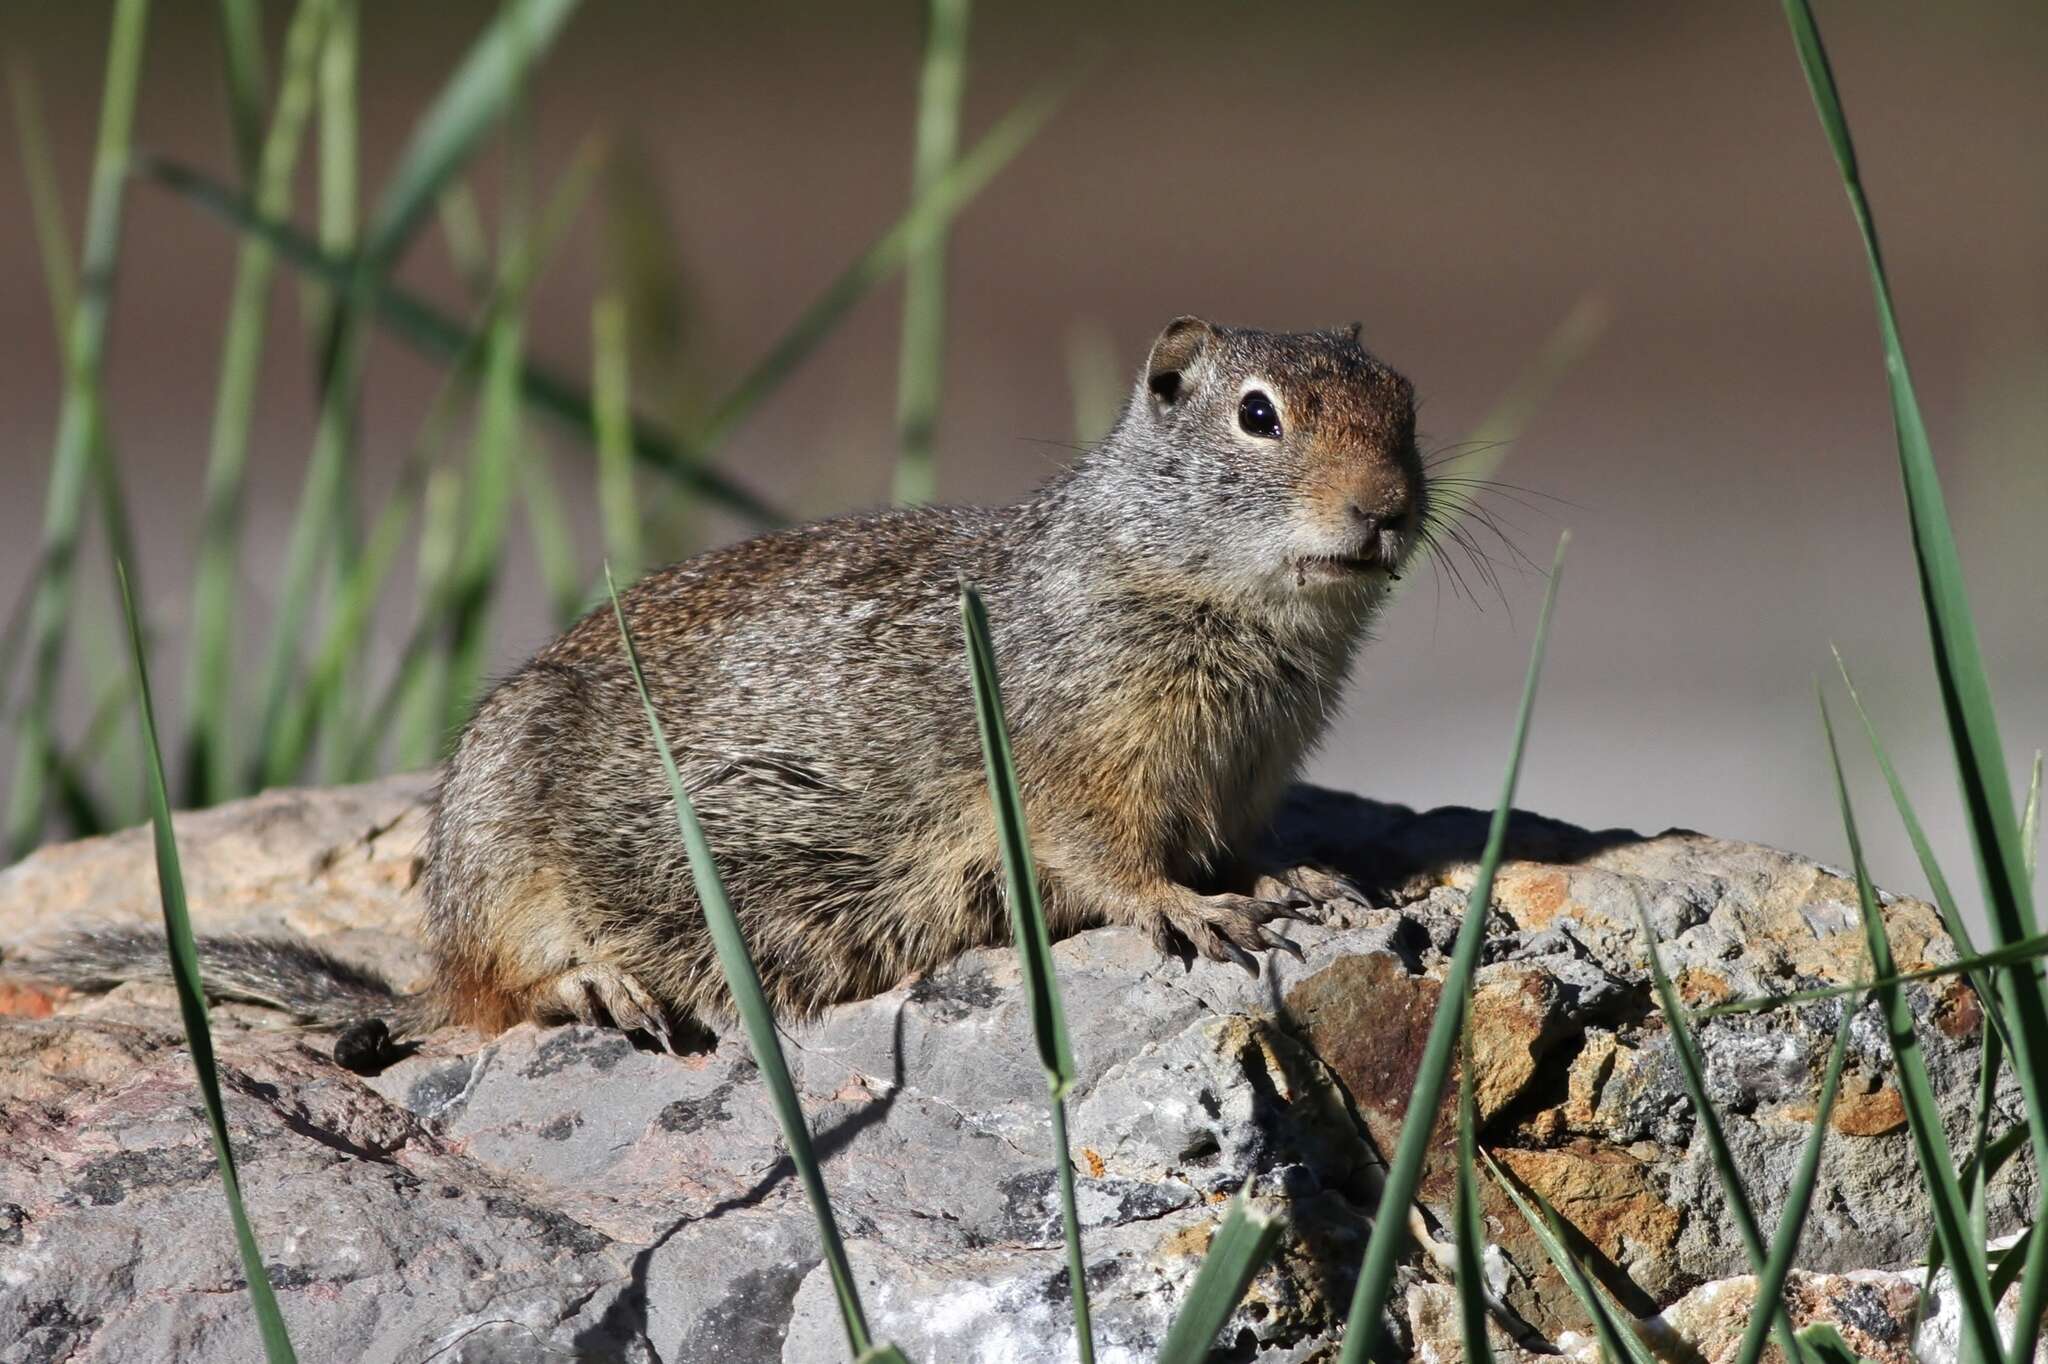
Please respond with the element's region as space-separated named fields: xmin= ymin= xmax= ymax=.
xmin=550 ymin=963 xmax=676 ymax=1050
xmin=1258 ymin=927 xmax=1306 ymax=961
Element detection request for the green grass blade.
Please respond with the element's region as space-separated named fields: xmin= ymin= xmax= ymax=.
xmin=592 ymin=293 xmax=645 ymax=585
xmin=1155 ymin=1192 xmax=1284 ymax=1364
xmin=607 ymin=569 xmax=875 ymax=1359
xmin=1731 ymin=998 xmax=1858 ymax=1364
xmin=855 ymin=1348 xmax=912 ymax=1364
xmin=439 ymin=182 xmax=494 ymax=299
xmin=243 ymin=0 xmax=578 ymax=789
xmin=6 ymin=0 xmax=150 ymax=860
xmin=0 ymin=578 xmax=36 ymax=718
xmin=259 ymin=138 xmax=599 ymax=788
xmin=1819 ymin=687 xmax=2000 ymax=1361
xmin=2026 ymin=752 xmax=2042 ymax=882
xmin=1782 ymin=20 xmax=2048 ymax=1327
xmin=698 ymin=64 xmax=1079 ymax=452
xmin=260 ymin=451 xmax=430 ymax=785
xmin=959 ymin=583 xmax=1091 ymax=1361
xmin=428 ymin=134 xmax=607 ymax=746
xmin=393 ymin=466 xmax=461 ymax=770
xmin=213 ymin=0 xmax=265 ymax=184
xmin=1422 ymin=291 xmax=1609 ymax=538
xmin=890 ymin=0 xmax=971 ymax=506
xmin=1834 ymin=651 xmax=2018 ymax=1058
xmin=1482 ymin=1150 xmax=1656 ymax=1364
xmin=145 ymin=157 xmax=785 ymax=524
xmin=959 ymin=585 xmax=1076 ymax=1090
xmin=431 ymin=58 xmax=541 ymax=745
xmin=50 ymin=746 xmax=115 ymax=839
xmin=1453 ymin=1009 xmax=1496 ymax=1364
xmin=433 ymin=318 xmax=522 ymax=745
xmin=6 ymin=61 xmax=150 ymax=799
xmin=357 ymin=0 xmax=580 ymax=267
xmin=1629 ymin=859 xmax=1804 ymax=1360
xmin=521 ymin=447 xmax=584 ymax=625
xmin=12 ymin=43 xmax=151 ymax=830
xmin=1994 ymin=1224 xmax=2035 ymax=1303
xmin=1695 ymin=930 xmax=2048 ymax=1018
xmin=1782 ymin=0 xmax=2036 ymax=928
xmin=308 ymin=0 xmax=356 ymax=336
xmin=183 ymin=0 xmax=331 ymax=806
xmin=0 ymin=66 xmax=69 ymax=723
xmin=117 ymin=565 xmax=298 ymax=1363
xmin=243 ymin=316 xmax=364 ymax=790
xmin=1800 ymin=1324 xmax=1881 ymax=1364
xmin=1061 ymin=319 xmax=1122 ymax=447
xmin=1967 ymin=1021 xmax=2002 ymax=1251
xmin=8 ymin=61 xmax=77 ymax=330
xmin=307 ymin=0 xmax=359 ymax=781
xmin=1336 ymin=533 xmax=1567 ymax=1364
xmin=1831 ymin=653 xmax=1973 ymax=944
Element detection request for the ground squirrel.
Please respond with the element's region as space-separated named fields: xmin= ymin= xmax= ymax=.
xmin=30 ymin=317 xmax=1429 ymax=1055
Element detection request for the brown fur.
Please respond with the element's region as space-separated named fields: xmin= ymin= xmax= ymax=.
xmin=411 ymin=317 xmax=1429 ymax=1043
xmin=17 ymin=319 xmax=1430 ymax=1049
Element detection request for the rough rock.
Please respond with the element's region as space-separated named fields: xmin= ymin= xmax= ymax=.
xmin=0 ymin=777 xmax=2031 ymax=1361
xmin=1407 ymin=1267 xmax=2002 ymax=1364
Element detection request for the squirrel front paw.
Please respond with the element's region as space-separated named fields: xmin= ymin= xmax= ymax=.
xmin=1140 ymin=889 xmax=1312 ymax=975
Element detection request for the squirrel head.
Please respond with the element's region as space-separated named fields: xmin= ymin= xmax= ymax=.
xmin=1091 ymin=316 xmax=1426 ymax=604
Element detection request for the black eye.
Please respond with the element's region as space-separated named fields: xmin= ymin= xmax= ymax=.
xmin=1238 ymin=390 xmax=1282 ymax=439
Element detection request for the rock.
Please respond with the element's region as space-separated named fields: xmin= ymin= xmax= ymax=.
xmin=0 ymin=772 xmax=437 ymax=992
xmin=1420 ymin=1266 xmax=1969 ymax=1364
xmin=0 ymin=777 xmax=2033 ymax=1361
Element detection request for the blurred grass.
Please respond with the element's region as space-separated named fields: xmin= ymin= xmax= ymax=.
xmin=5 ymin=0 xmax=150 ymax=860
xmin=183 ymin=0 xmax=331 ymax=806
xmin=308 ymin=0 xmax=356 ymax=342
xmin=592 ymin=292 xmax=645 ymax=584
xmin=697 ymin=64 xmax=1080 ymax=453
xmin=890 ymin=0 xmax=971 ymax=506
xmin=214 ymin=0 xmax=264 ymax=185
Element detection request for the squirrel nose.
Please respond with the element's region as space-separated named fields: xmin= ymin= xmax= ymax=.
xmin=1348 ymin=504 xmax=1410 ymax=537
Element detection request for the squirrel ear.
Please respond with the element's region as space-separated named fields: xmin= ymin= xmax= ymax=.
xmin=1143 ymin=315 xmax=1216 ymax=414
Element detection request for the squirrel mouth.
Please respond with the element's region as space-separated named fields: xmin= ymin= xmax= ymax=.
xmin=1294 ymin=552 xmax=1398 ymax=586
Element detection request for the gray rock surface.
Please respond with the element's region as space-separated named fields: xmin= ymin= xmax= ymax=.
xmin=0 ymin=776 xmax=2029 ymax=1361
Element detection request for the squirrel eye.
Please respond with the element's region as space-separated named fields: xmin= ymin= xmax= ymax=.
xmin=1238 ymin=390 xmax=1282 ymax=439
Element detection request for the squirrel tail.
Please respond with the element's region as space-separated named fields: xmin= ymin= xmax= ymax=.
xmin=16 ymin=927 xmax=445 ymax=1037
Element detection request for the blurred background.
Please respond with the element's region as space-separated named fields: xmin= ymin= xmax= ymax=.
xmin=1 ymin=1 xmax=2043 ymax=909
